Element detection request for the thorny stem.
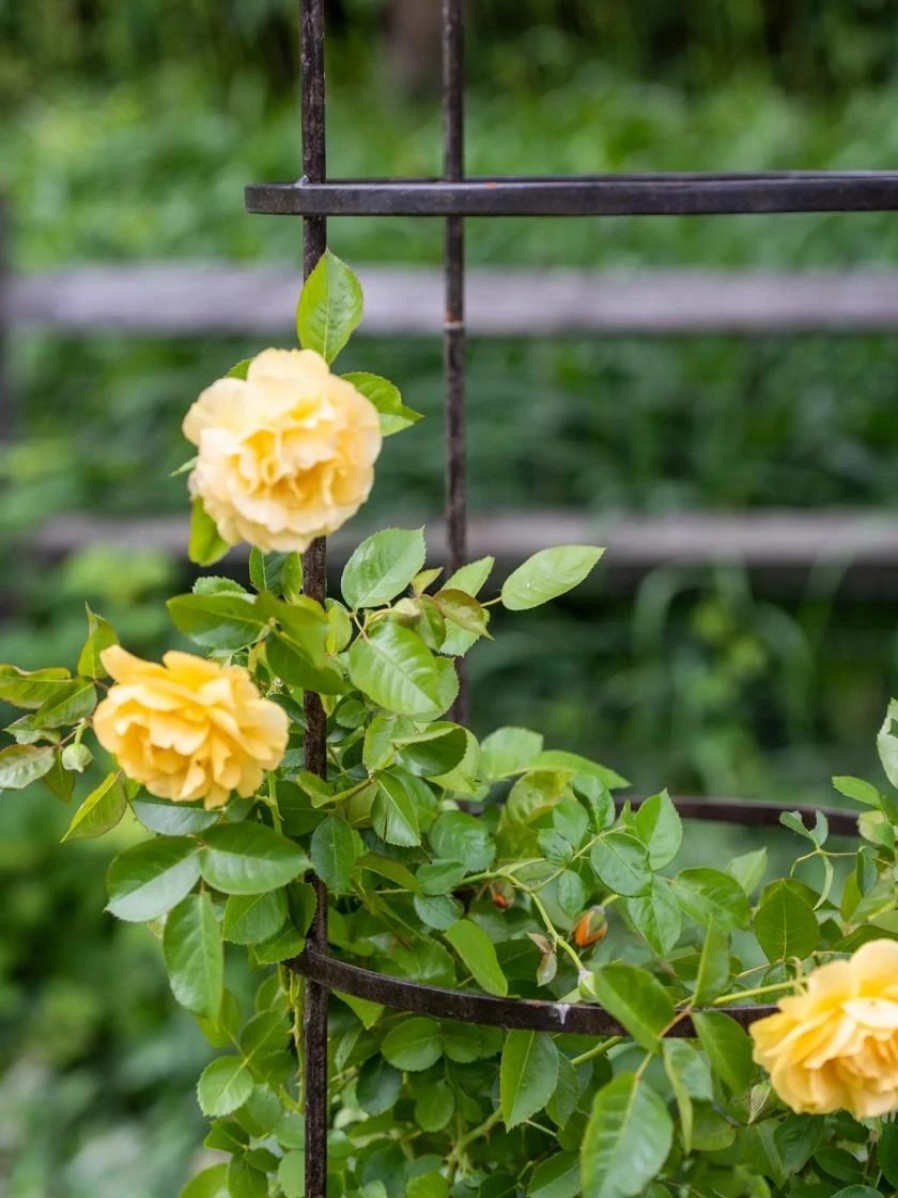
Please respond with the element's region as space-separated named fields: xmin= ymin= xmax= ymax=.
xmin=712 ymin=978 xmax=801 ymax=1006
xmin=570 ymin=1035 xmax=624 ymax=1068
xmin=447 ymin=1106 xmax=504 ymax=1171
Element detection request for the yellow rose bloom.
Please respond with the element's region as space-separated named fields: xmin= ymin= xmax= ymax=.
xmin=183 ymin=348 xmax=382 ymax=553
xmin=750 ymin=939 xmax=898 ymax=1117
xmin=93 ymin=646 xmax=288 ymax=809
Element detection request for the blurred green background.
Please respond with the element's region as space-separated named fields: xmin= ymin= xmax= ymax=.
xmin=3 ymin=1 xmax=898 ymax=1193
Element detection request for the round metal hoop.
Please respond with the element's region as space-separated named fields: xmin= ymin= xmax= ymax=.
xmin=289 ymin=798 xmax=858 ymax=1032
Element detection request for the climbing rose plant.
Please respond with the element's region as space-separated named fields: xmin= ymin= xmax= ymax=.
xmin=2 ymin=252 xmax=898 ymax=1198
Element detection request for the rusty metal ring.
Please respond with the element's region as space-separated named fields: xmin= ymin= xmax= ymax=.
xmin=289 ymin=797 xmax=858 ymax=1031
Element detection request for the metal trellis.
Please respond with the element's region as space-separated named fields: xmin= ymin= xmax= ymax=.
xmin=244 ymin=5 xmax=898 ymax=1194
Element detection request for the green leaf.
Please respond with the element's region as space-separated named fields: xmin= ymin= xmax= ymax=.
xmin=178 ymin=1164 xmax=229 ymax=1198
xmin=635 ymin=791 xmax=682 ymax=868
xmin=0 ymin=664 xmax=71 ymax=709
xmin=530 ymin=749 xmax=629 ymax=790
xmin=342 ymin=371 xmax=422 ymax=436
xmin=879 ymin=1122 xmax=898 ymax=1189
xmin=828 ymin=1190 xmax=883 ymax=1198
xmin=878 ymin=699 xmax=898 ymax=789
xmin=200 ymin=823 xmax=308 ymax=896
xmin=254 ymin=592 xmax=329 ymax=666
xmin=197 ymin=1056 xmax=253 ymax=1117
xmin=728 ymin=848 xmax=768 ymax=896
xmin=0 ymin=743 xmax=55 ymax=790
xmin=671 ymin=868 xmax=750 ymax=931
xmin=395 ymin=723 xmax=468 ymax=778
xmin=581 ymin=1073 xmax=673 ymax=1198
xmin=266 ymin=631 xmax=345 ymax=695
xmin=252 ymin=925 xmax=304 ymax=965
xmin=310 ymin=815 xmax=362 ymax=893
xmin=342 ymin=528 xmax=426 ymax=609
xmin=132 ymin=795 xmax=219 ymax=836
xmin=61 ymin=771 xmax=127 ymax=841
xmin=26 ymin=678 xmax=96 ymax=730
xmin=435 ymin=589 xmax=490 ymax=636
xmin=382 ymin=1016 xmax=442 ymax=1071
xmin=278 ymin=1152 xmax=305 ymax=1198
xmin=406 ymin=1175 xmax=449 ymax=1198
xmin=754 ymin=879 xmax=820 ymax=962
xmin=832 ymin=775 xmax=884 ymax=809
xmin=248 ymin=549 xmax=302 ymax=596
xmin=223 ymin=890 xmax=288 ymax=945
xmin=167 ymin=592 xmax=265 ymax=651
xmin=663 ymin=1039 xmax=712 ymax=1155
xmin=480 ymin=726 xmax=545 ymax=780
xmin=429 ymin=811 xmax=495 ymax=871
xmin=591 ymin=832 xmax=651 ymax=897
xmin=528 ymin=1153 xmax=580 ymax=1198
xmin=357 ymin=853 xmax=420 ymax=892
xmin=356 ymin=1056 xmax=402 ymax=1115
xmin=417 ymin=860 xmax=468 ymax=895
xmin=77 ymin=606 xmax=119 ymax=678
xmin=414 ymin=1078 xmax=455 ymax=1131
xmin=189 ymin=497 xmax=230 ymax=567
xmin=348 ymin=620 xmax=442 ymax=717
xmin=444 ymin=919 xmax=508 ymax=996
xmin=163 ymin=893 xmax=223 ymax=1020
xmin=589 ymin=963 xmax=675 ymax=1051
xmin=692 ymin=925 xmax=731 ymax=1003
xmin=692 ymin=1011 xmax=755 ymax=1094
xmin=623 ymin=881 xmax=682 ymax=956
xmin=296 ymin=248 xmax=364 ymax=364
xmin=440 ymin=555 xmax=496 ymax=655
xmin=227 ymin=1157 xmax=267 ymax=1198
xmin=501 ymin=545 xmax=604 ymax=611
xmin=445 ymin=556 xmax=494 ymax=596
xmin=42 ymin=750 xmax=74 ymax=802
xmin=106 ymin=837 xmax=200 ymax=922
xmin=500 ymin=1030 xmax=559 ymax=1129
xmin=371 ymin=775 xmax=421 ymax=847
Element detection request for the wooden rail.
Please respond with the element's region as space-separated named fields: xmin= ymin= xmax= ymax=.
xmin=11 ymin=264 xmax=898 ymax=336
xmin=7 ymin=257 xmax=898 ymax=586
xmin=30 ymin=509 xmax=898 ymax=594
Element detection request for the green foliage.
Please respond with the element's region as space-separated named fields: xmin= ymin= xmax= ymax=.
xmin=8 ymin=222 xmax=898 ymax=1198
xmin=188 ymin=498 xmax=230 ymax=567
xmin=501 ymin=547 xmax=605 ymax=612
xmin=296 ymin=249 xmax=364 ymax=365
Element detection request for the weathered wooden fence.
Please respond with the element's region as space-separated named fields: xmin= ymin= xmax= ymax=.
xmin=6 ymin=232 xmax=898 ymax=587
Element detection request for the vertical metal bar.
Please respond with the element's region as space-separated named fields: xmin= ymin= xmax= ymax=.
xmin=299 ymin=3 xmax=329 ymax=1197
xmin=443 ymin=0 xmax=468 ymax=721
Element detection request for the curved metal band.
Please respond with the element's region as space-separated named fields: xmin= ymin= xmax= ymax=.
xmin=288 ymin=798 xmax=859 ymax=1031
xmin=633 ymin=796 xmax=858 ymax=837
xmin=291 ymin=949 xmax=774 ymax=1035
xmin=246 ymin=172 xmax=898 ymax=219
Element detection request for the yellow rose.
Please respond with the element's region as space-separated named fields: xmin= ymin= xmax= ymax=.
xmin=750 ymin=939 xmax=898 ymax=1117
xmin=93 ymin=646 xmax=288 ymax=809
xmin=183 ymin=348 xmax=382 ymax=553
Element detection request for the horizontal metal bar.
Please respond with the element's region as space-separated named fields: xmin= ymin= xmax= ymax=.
xmin=291 ymin=949 xmax=774 ymax=1035
xmin=246 ymin=172 xmax=898 ymax=218
xmin=17 ymin=265 xmax=898 ymax=336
